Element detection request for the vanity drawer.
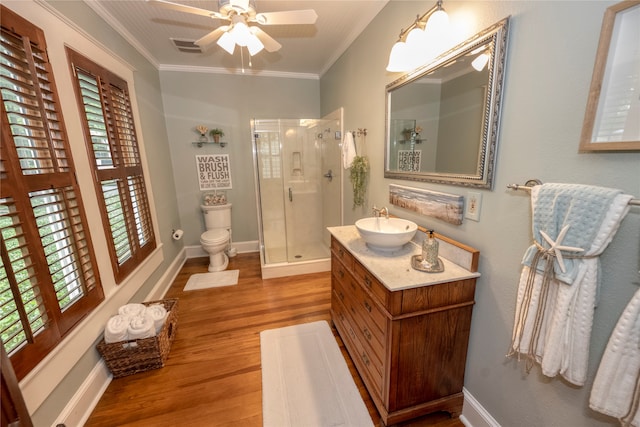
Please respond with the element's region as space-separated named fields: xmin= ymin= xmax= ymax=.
xmin=333 ymin=274 xmax=386 ymax=363
xmin=331 ymin=238 xmax=354 ymax=271
xmin=334 ymin=265 xmax=387 ymax=340
xmin=353 ymin=260 xmax=390 ymax=308
xmin=332 ymin=293 xmax=384 ymax=396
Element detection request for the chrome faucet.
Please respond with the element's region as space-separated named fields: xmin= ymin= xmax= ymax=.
xmin=372 ymin=205 xmax=389 ymax=219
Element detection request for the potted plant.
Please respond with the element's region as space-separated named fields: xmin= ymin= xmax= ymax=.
xmin=209 ymin=128 xmax=225 ymax=144
xmin=349 ymin=155 xmax=369 ymax=208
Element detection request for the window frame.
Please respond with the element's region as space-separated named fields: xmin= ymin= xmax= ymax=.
xmin=0 ymin=5 xmax=103 ymax=379
xmin=66 ymin=48 xmax=156 ymax=283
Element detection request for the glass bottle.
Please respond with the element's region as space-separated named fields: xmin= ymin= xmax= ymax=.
xmin=422 ymin=229 xmax=439 ymax=268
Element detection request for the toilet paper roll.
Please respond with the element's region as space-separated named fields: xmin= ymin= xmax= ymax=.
xmin=172 ymin=229 xmax=183 ymax=241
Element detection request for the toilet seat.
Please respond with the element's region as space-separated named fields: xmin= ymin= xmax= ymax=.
xmin=200 ymin=229 xmax=229 ymax=245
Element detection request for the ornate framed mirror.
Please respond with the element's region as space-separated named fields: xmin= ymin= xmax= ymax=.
xmin=579 ymin=1 xmax=640 ymax=152
xmin=384 ymin=18 xmax=510 ymax=189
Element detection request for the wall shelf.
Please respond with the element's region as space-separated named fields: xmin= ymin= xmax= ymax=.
xmin=192 ymin=141 xmax=227 ymax=148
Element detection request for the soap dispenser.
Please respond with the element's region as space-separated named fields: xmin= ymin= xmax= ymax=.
xmin=422 ymin=229 xmax=439 ymax=268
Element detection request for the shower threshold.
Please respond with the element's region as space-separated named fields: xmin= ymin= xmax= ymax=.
xmin=260 ymin=257 xmax=331 ymax=280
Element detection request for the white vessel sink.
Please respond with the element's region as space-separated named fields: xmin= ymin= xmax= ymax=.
xmin=355 ymin=217 xmax=418 ymax=252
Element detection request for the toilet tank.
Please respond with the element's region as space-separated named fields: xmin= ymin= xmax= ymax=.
xmin=201 ymin=203 xmax=232 ymax=230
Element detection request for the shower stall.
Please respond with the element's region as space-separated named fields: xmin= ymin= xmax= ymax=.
xmin=252 ymin=114 xmax=343 ymax=279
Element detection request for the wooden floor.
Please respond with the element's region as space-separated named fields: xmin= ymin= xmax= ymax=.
xmin=86 ymin=253 xmax=464 ymax=427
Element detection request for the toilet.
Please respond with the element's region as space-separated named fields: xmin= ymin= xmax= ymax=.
xmin=200 ymin=203 xmax=232 ymax=272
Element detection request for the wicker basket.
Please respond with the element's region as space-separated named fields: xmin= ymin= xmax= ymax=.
xmin=97 ymin=298 xmax=178 ymax=378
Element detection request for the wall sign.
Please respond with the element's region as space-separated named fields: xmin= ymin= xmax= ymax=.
xmin=196 ymin=154 xmax=232 ymax=190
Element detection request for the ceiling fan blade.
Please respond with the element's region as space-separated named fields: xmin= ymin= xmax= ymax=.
xmin=146 ymin=0 xmax=225 ymax=19
xmin=251 ymin=27 xmax=282 ymax=52
xmin=253 ymin=10 xmax=318 ymax=26
xmin=194 ymin=26 xmax=230 ymax=50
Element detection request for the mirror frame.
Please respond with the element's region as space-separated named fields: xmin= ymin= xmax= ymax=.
xmin=579 ymin=1 xmax=640 ymax=152
xmin=384 ymin=17 xmax=510 ymax=189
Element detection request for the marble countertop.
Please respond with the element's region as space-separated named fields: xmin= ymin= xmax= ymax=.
xmin=328 ymin=225 xmax=480 ymax=292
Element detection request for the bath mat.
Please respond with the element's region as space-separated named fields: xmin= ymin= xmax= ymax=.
xmin=260 ymin=320 xmax=373 ymax=427
xmin=183 ymin=270 xmax=239 ymax=291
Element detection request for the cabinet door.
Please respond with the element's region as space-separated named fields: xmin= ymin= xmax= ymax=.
xmin=388 ymin=305 xmax=473 ymax=411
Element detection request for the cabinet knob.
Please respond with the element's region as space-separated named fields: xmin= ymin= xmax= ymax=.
xmin=361 ymin=352 xmax=370 ymax=366
xmin=363 ymin=327 xmax=372 ymax=341
xmin=339 ymin=269 xmax=345 ymax=279
xmin=364 ymin=276 xmax=372 ymax=288
xmin=364 ymin=300 xmax=372 ymax=312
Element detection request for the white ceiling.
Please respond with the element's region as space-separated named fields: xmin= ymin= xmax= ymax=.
xmin=86 ymin=0 xmax=389 ymax=77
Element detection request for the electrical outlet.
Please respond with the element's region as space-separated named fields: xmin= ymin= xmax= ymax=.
xmin=465 ymin=191 xmax=482 ymax=221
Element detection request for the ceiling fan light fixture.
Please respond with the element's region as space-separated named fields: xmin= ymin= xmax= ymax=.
xmin=246 ymin=32 xmax=264 ymax=55
xmin=217 ymin=31 xmax=236 ymax=54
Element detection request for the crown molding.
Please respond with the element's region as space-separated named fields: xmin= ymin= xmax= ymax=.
xmin=158 ymin=63 xmax=320 ymax=80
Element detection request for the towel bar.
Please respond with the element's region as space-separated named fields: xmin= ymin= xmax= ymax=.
xmin=507 ymin=181 xmax=640 ymax=206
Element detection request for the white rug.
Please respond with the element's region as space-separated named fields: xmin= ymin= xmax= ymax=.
xmin=183 ymin=270 xmax=239 ymax=291
xmin=260 ymin=321 xmax=374 ymax=427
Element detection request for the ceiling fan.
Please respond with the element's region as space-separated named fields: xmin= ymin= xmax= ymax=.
xmin=147 ymin=0 xmax=318 ymax=56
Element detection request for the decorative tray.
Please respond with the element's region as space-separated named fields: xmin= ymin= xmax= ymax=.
xmin=411 ymin=255 xmax=444 ymax=273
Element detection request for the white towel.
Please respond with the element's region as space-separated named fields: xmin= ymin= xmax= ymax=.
xmin=118 ymin=303 xmax=146 ymax=318
xmin=342 ymin=131 xmax=356 ymax=169
xmin=104 ymin=314 xmax=130 ymax=344
xmin=590 ymin=287 xmax=640 ymax=426
xmin=127 ymin=314 xmax=156 ymax=340
xmin=146 ymin=304 xmax=168 ymax=333
xmin=508 ymin=185 xmax=632 ymax=385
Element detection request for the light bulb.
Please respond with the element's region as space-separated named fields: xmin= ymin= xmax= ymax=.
xmin=426 ymin=9 xmax=449 ymax=34
xmin=231 ymin=21 xmax=252 ymax=46
xmin=246 ymin=33 xmax=264 ymax=56
xmin=472 ymin=53 xmax=490 ymax=71
xmin=386 ymin=41 xmax=412 ymax=72
xmin=217 ymin=31 xmax=236 ymax=54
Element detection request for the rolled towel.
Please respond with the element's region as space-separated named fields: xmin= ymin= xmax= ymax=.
xmin=127 ymin=314 xmax=156 ymax=340
xmin=118 ymin=303 xmax=146 ymax=318
xmin=146 ymin=304 xmax=168 ymax=333
xmin=104 ymin=314 xmax=130 ymax=344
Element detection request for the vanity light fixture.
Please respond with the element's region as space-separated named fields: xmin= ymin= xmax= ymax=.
xmin=386 ymin=0 xmax=451 ymax=72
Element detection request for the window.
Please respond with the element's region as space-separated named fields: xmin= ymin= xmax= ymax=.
xmin=0 ymin=5 xmax=103 ymax=379
xmin=66 ymin=49 xmax=156 ymax=283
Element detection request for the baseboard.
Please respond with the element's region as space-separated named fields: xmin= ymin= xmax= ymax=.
xmin=54 ymin=360 xmax=111 ymax=427
xmin=54 ymin=248 xmax=187 ymax=426
xmin=461 ymin=387 xmax=501 ymax=427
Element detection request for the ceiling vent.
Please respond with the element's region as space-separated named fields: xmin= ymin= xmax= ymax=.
xmin=170 ymin=38 xmax=202 ymax=53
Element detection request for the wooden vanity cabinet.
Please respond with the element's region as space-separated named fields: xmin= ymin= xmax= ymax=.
xmin=330 ymin=236 xmax=478 ymax=426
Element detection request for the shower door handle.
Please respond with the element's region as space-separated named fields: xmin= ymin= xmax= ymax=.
xmin=289 ymin=187 xmax=293 ymax=202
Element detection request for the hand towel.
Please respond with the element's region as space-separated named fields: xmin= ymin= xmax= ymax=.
xmin=104 ymin=314 xmax=130 ymax=344
xmin=127 ymin=314 xmax=156 ymax=340
xmin=118 ymin=303 xmax=146 ymax=318
xmin=508 ymin=183 xmax=632 ymax=386
xmin=590 ymin=287 xmax=640 ymax=426
xmin=342 ymin=131 xmax=356 ymax=169
xmin=146 ymin=304 xmax=168 ymax=333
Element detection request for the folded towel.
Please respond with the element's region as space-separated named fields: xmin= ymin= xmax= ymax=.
xmin=590 ymin=287 xmax=640 ymax=426
xmin=146 ymin=304 xmax=168 ymax=333
xmin=118 ymin=303 xmax=146 ymax=318
xmin=127 ymin=314 xmax=156 ymax=340
xmin=342 ymin=131 xmax=356 ymax=169
xmin=104 ymin=314 xmax=130 ymax=344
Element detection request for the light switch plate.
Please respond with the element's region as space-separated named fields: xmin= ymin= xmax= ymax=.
xmin=465 ymin=191 xmax=482 ymax=221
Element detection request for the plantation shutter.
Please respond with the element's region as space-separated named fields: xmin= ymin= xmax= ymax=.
xmin=0 ymin=5 xmax=103 ymax=379
xmin=67 ymin=49 xmax=155 ymax=282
